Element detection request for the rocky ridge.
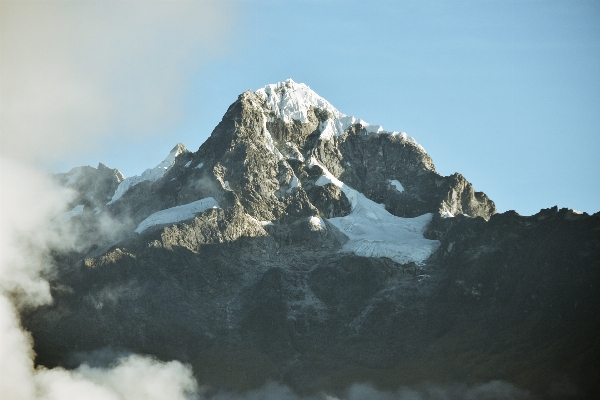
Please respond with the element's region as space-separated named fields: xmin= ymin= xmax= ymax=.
xmin=23 ymin=80 xmax=600 ymax=399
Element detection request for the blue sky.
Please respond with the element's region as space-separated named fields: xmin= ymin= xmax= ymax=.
xmin=8 ymin=0 xmax=599 ymax=215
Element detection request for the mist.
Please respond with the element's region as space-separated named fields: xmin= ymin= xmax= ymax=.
xmin=0 ymin=1 xmax=236 ymax=399
xmin=0 ymin=0 xmax=238 ymax=165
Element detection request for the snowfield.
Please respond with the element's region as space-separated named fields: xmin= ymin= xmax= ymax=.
xmin=310 ymin=157 xmax=439 ymax=264
xmin=389 ymin=179 xmax=404 ymax=193
xmin=135 ymin=198 xmax=219 ymax=234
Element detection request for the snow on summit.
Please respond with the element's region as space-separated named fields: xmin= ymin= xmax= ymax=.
xmin=255 ymin=79 xmax=426 ymax=152
xmin=256 ymin=78 xmax=350 ymax=125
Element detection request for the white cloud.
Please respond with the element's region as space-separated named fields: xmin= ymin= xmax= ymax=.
xmin=35 ymin=355 xmax=198 ymax=400
xmin=0 ymin=1 xmax=238 ymax=399
xmin=0 ymin=0 xmax=239 ymax=164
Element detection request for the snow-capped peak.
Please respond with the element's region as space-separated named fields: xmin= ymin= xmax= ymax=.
xmin=256 ymin=79 xmax=341 ymax=124
xmin=255 ymin=79 xmax=426 ymax=152
xmin=153 ymin=143 xmax=188 ymax=172
xmin=107 ymin=143 xmax=190 ymax=205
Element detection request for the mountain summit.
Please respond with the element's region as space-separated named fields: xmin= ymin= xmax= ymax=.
xmin=106 ymin=79 xmax=495 ymax=226
xmin=27 ymin=80 xmax=600 ymax=398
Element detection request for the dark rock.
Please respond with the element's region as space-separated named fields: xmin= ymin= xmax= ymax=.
xmin=55 ymin=163 xmax=124 ymax=210
xmin=25 ymin=82 xmax=600 ymax=399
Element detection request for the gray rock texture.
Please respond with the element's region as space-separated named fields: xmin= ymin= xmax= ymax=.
xmin=55 ymin=163 xmax=124 ymax=210
xmin=26 ymin=83 xmax=600 ymax=399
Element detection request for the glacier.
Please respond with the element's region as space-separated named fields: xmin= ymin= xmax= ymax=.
xmin=135 ymin=198 xmax=219 ymax=234
xmin=309 ymin=157 xmax=439 ymax=265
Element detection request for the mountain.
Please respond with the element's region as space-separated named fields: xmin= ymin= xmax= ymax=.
xmin=55 ymin=162 xmax=124 ymax=210
xmin=24 ymin=79 xmax=600 ymax=399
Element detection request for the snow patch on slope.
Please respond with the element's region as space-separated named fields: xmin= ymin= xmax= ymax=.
xmin=389 ymin=180 xmax=404 ymax=193
xmin=256 ymin=79 xmax=426 ymax=153
xmin=310 ymin=157 xmax=439 ymax=264
xmin=309 ymin=216 xmax=326 ymax=231
xmin=108 ymin=144 xmax=189 ymax=205
xmin=135 ymin=197 xmax=219 ymax=234
xmin=286 ymin=176 xmax=300 ymax=194
xmin=281 ymin=142 xmax=305 ymax=162
xmin=441 ymin=211 xmax=454 ymax=218
xmin=391 ymin=131 xmax=426 ymax=153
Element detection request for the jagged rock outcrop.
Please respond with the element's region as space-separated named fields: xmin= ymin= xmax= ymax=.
xmin=93 ymin=80 xmax=495 ymax=233
xmin=56 ymin=162 xmax=124 ymax=210
xmin=25 ymin=80 xmax=600 ymax=399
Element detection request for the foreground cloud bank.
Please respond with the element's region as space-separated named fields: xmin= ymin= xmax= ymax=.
xmin=0 ymin=156 xmax=197 ymax=400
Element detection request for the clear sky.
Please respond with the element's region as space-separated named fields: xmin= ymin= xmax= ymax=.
xmin=2 ymin=0 xmax=599 ymax=216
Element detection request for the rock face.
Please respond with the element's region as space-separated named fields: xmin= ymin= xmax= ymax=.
xmin=23 ymin=80 xmax=600 ymax=399
xmin=55 ymin=162 xmax=124 ymax=210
